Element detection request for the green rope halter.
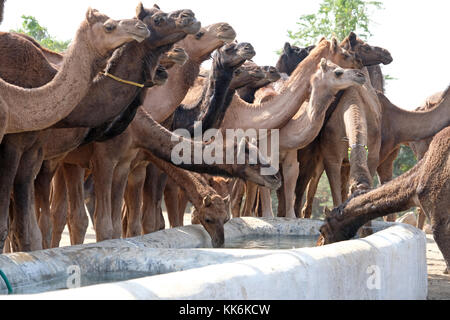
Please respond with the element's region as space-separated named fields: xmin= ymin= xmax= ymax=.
xmin=348 ymin=144 xmax=369 ymax=160
xmin=0 ymin=269 xmax=12 ymax=294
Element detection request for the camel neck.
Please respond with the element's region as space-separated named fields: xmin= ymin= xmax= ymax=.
xmin=382 ymin=89 xmax=450 ymax=145
xmin=337 ymin=163 xmax=420 ymax=238
xmin=221 ymin=42 xmax=331 ymax=130
xmin=142 ymin=57 xmax=202 ymax=123
xmin=1 ymin=21 xmax=108 ymax=133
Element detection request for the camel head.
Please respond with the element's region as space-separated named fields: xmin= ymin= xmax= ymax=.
xmin=215 ymin=42 xmax=256 ymax=70
xmin=135 ymin=3 xmax=201 ymax=48
xmin=341 ymin=32 xmax=393 ymax=66
xmin=159 ymin=47 xmax=188 ymax=69
xmin=312 ymin=58 xmax=366 ymax=92
xmin=317 ymin=206 xmax=354 ymax=246
xmin=192 ymin=194 xmax=231 ymax=248
xmin=182 ymin=23 xmax=237 ymax=62
xmin=85 ymin=8 xmax=150 ymax=56
xmin=262 ymin=66 xmax=282 ymax=83
xmin=225 ymin=137 xmax=282 ymax=190
xmin=321 ymin=37 xmax=364 ymax=69
xmin=276 ymin=42 xmax=315 ymax=76
xmin=230 ymin=61 xmax=266 ymax=90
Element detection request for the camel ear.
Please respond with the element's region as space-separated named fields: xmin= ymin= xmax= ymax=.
xmin=203 ymin=195 xmax=212 ymax=208
xmin=320 ymin=58 xmax=328 ymax=72
xmin=136 ymin=2 xmax=147 ymax=20
xmin=86 ymin=8 xmax=99 ymax=25
xmin=323 ymin=207 xmax=332 ymax=218
xmin=153 ymin=4 xmax=161 ymax=9
xmin=331 ymin=37 xmax=340 ymax=53
xmin=349 ymin=32 xmax=358 ymax=45
xmin=284 ymin=42 xmax=292 ymax=54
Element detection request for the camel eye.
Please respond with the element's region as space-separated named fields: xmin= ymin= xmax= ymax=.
xmin=335 ymin=69 xmax=344 ymax=77
xmin=104 ymin=23 xmax=116 ymax=32
xmin=204 ymin=217 xmax=213 ymax=224
xmin=195 ymin=31 xmax=204 ymax=40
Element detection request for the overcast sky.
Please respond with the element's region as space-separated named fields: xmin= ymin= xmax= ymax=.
xmin=1 ymin=0 xmax=449 ymax=109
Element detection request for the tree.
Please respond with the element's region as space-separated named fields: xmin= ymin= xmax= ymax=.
xmin=393 ymin=145 xmax=417 ymax=178
xmin=287 ymin=0 xmax=383 ymax=47
xmin=13 ymin=15 xmax=70 ymax=52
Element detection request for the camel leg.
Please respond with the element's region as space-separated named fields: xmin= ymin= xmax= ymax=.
xmin=142 ymin=164 xmax=167 ymax=234
xmin=323 ymin=159 xmax=343 ymax=208
xmin=341 ymin=164 xmax=351 ymax=202
xmin=377 ymin=150 xmax=399 ymax=222
xmin=11 ymin=146 xmax=43 ymax=252
xmin=164 ymin=178 xmax=180 ymax=228
xmin=259 ymin=187 xmax=273 ymax=218
xmin=0 ymin=143 xmax=21 ymax=251
xmin=92 ymin=157 xmax=115 ymax=242
xmin=111 ymin=162 xmax=132 ymax=239
xmin=301 ymin=162 xmax=324 ymax=219
xmin=124 ymin=164 xmax=146 ymax=237
xmin=62 ymin=164 xmax=89 ymax=245
xmin=50 ymin=166 xmax=68 ymax=248
xmin=34 ymin=161 xmax=55 ymax=249
xmin=275 ymin=167 xmax=286 ymax=217
xmin=417 ymin=208 xmax=427 ymax=230
xmin=242 ymin=182 xmax=258 ymax=217
xmin=177 ymin=189 xmax=189 ymax=227
xmin=231 ymin=179 xmax=245 ymax=218
xmin=84 ymin=174 xmax=95 ymax=223
xmin=282 ymin=151 xmax=300 ymax=219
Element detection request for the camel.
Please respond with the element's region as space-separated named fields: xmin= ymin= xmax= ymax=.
xmin=0 ymin=8 xmax=150 ymax=141
xmin=237 ymin=65 xmax=281 ymax=103
xmin=234 ymin=35 xmax=372 ymax=218
xmin=144 ymin=152 xmax=231 ymax=248
xmin=291 ymin=32 xmax=393 ymax=219
xmin=276 ymin=42 xmax=315 ymax=76
xmin=1 ymin=4 xmax=203 ymax=251
xmin=318 ymin=126 xmax=450 ymax=274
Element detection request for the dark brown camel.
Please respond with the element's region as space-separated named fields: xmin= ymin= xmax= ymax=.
xmin=318 ymin=126 xmax=450 ymax=275
xmin=276 ymin=42 xmax=315 ymax=76
xmin=237 ymin=65 xmax=281 ymax=103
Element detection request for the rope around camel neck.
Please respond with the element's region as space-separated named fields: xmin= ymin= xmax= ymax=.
xmin=0 ymin=269 xmax=13 ymax=294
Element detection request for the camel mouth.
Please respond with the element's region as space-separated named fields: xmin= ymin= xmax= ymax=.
xmin=352 ymin=72 xmax=366 ymax=85
xmin=218 ymin=31 xmax=237 ymax=43
xmin=129 ymin=30 xmax=150 ymax=43
xmin=182 ymin=20 xmax=202 ymax=35
xmin=250 ymin=70 xmax=266 ymax=80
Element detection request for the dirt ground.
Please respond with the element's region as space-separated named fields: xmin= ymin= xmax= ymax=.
xmin=59 ymin=217 xmax=449 ymax=300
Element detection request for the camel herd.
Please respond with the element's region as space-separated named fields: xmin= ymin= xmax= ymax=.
xmin=0 ymin=1 xmax=448 ymax=274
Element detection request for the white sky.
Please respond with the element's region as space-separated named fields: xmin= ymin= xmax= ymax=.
xmin=1 ymin=0 xmax=449 ymax=109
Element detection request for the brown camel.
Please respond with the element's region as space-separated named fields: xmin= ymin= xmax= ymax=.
xmin=0 ymin=8 xmax=150 ymax=141
xmin=292 ymin=32 xmax=393 ymax=219
xmin=2 ymin=4 xmax=202 ymax=251
xmin=318 ymin=126 xmax=450 ymax=274
xmin=237 ymin=65 xmax=281 ymax=103
xmin=244 ymin=59 xmax=366 ymax=218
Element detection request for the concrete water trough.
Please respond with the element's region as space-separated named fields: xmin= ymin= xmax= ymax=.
xmin=0 ymin=217 xmax=427 ymax=299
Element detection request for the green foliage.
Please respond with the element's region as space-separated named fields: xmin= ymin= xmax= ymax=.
xmin=393 ymin=145 xmax=417 ymax=178
xmin=288 ymin=0 xmax=383 ymax=46
xmin=13 ymin=15 xmax=70 ymax=52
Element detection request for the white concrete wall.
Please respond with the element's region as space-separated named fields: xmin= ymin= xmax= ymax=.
xmin=2 ymin=219 xmax=427 ymax=300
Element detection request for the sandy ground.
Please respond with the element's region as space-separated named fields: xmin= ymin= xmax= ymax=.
xmin=58 ymin=217 xmax=449 ymax=300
